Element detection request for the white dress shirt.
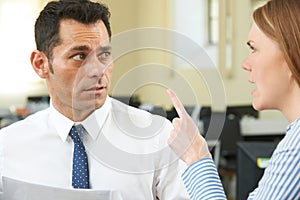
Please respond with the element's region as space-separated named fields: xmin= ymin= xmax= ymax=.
xmin=0 ymin=97 xmax=189 ymax=199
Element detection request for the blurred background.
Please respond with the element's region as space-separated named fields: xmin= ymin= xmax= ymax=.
xmin=0 ymin=0 xmax=271 ymax=110
xmin=0 ymin=1 xmax=289 ymax=199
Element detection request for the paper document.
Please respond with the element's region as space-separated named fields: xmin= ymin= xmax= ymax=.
xmin=1 ymin=176 xmax=123 ymax=200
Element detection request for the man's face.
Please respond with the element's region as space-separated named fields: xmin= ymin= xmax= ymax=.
xmin=47 ymin=19 xmax=113 ymax=120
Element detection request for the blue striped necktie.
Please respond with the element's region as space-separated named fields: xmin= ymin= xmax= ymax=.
xmin=69 ymin=125 xmax=90 ymax=189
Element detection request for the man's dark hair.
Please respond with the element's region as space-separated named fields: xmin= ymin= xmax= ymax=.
xmin=34 ymin=0 xmax=111 ymax=59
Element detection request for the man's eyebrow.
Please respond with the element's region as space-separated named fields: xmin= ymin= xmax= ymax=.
xmin=97 ymin=45 xmax=112 ymax=52
xmin=70 ymin=45 xmax=90 ymax=52
xmin=69 ymin=45 xmax=112 ymax=53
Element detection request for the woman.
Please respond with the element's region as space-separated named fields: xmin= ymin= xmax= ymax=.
xmin=167 ymin=0 xmax=300 ymax=199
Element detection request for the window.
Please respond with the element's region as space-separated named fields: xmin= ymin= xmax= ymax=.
xmin=208 ymin=0 xmax=219 ymax=45
xmin=0 ymin=1 xmax=41 ymax=94
xmin=171 ymin=0 xmax=232 ymax=68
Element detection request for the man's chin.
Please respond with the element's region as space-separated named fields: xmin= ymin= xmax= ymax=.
xmin=73 ymin=99 xmax=106 ymax=111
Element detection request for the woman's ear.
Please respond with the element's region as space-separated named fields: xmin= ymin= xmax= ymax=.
xmin=30 ymin=50 xmax=50 ymax=79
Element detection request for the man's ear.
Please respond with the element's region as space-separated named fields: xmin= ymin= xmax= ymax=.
xmin=30 ymin=50 xmax=50 ymax=79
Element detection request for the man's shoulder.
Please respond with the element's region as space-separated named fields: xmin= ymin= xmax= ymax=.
xmin=111 ymin=98 xmax=169 ymax=120
xmin=0 ymin=108 xmax=50 ymax=136
xmin=110 ymin=98 xmax=173 ymax=130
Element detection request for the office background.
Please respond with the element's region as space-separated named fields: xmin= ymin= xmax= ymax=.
xmin=0 ymin=0 xmax=289 ymax=199
xmin=0 ymin=0 xmax=283 ymax=116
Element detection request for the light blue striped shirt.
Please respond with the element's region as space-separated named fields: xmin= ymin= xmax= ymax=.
xmin=182 ymin=117 xmax=300 ymax=200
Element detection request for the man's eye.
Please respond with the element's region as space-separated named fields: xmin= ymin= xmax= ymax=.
xmin=73 ymin=54 xmax=86 ymax=61
xmin=100 ymin=52 xmax=111 ymax=59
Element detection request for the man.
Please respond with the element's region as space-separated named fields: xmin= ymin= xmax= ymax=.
xmin=0 ymin=0 xmax=189 ymax=199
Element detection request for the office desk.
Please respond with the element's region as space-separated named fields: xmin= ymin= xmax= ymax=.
xmin=237 ymin=141 xmax=277 ymax=200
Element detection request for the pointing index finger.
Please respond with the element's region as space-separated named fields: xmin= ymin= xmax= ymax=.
xmin=166 ymin=89 xmax=186 ymax=118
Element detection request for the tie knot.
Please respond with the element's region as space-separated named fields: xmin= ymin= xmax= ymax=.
xmin=69 ymin=125 xmax=85 ymax=144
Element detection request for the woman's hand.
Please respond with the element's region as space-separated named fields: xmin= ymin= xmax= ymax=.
xmin=166 ymin=89 xmax=211 ymax=166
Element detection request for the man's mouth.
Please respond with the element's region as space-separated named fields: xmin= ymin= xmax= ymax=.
xmin=85 ymin=85 xmax=106 ymax=94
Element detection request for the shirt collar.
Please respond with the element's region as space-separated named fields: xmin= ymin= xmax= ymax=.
xmin=49 ymin=97 xmax=111 ymax=142
xmin=286 ymin=116 xmax=300 ymax=132
xmin=82 ymin=97 xmax=111 ymax=140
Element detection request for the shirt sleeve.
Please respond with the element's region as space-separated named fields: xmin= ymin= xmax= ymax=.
xmin=182 ymin=158 xmax=226 ymax=200
xmin=154 ymin=118 xmax=190 ymax=200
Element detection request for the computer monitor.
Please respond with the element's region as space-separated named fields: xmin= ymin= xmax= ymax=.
xmin=201 ymin=109 xmax=242 ymax=161
xmin=237 ymin=142 xmax=277 ymax=200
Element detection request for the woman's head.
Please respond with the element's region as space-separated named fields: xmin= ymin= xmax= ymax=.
xmin=242 ymin=0 xmax=300 ymax=121
xmin=253 ymin=0 xmax=300 ymax=86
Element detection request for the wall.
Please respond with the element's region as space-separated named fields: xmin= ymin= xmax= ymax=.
xmin=106 ymin=0 xmax=250 ymax=111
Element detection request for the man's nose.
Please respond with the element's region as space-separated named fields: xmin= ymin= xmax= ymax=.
xmin=85 ymin=54 xmax=107 ymax=78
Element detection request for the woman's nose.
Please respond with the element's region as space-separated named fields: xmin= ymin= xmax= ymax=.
xmin=241 ymin=57 xmax=251 ymax=71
